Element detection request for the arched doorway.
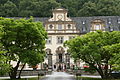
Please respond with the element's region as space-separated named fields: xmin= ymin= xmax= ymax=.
xmin=55 ymin=46 xmax=65 ymax=71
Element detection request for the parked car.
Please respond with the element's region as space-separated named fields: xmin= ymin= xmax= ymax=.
xmin=111 ymin=71 xmax=120 ymax=79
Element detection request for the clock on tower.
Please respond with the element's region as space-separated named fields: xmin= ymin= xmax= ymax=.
xmin=57 ymin=15 xmax=63 ymax=20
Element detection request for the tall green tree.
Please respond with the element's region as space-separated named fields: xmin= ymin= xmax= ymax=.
xmin=64 ymin=31 xmax=120 ymax=79
xmin=0 ymin=17 xmax=47 ymax=79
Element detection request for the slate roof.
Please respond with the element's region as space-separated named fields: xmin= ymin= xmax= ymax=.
xmin=71 ymin=16 xmax=120 ymax=33
xmin=6 ymin=16 xmax=120 ymax=34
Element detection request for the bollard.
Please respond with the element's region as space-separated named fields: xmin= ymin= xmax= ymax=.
xmin=38 ymin=73 xmax=40 ymax=80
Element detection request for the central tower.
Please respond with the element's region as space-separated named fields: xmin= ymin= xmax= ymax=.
xmin=44 ymin=8 xmax=79 ymax=71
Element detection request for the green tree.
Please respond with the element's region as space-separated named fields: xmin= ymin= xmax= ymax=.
xmin=2 ymin=1 xmax=18 ymax=17
xmin=103 ymin=43 xmax=120 ymax=70
xmin=18 ymin=0 xmax=60 ymax=17
xmin=78 ymin=1 xmax=98 ymax=16
xmin=0 ymin=17 xmax=47 ymax=79
xmin=0 ymin=0 xmax=8 ymax=4
xmin=0 ymin=25 xmax=10 ymax=75
xmin=0 ymin=0 xmax=120 ymax=17
xmin=18 ymin=0 xmax=34 ymax=17
xmin=97 ymin=0 xmax=120 ymax=16
xmin=64 ymin=31 xmax=120 ymax=79
xmin=0 ymin=50 xmax=10 ymax=75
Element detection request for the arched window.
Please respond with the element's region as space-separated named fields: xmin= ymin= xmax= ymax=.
xmin=56 ymin=46 xmax=65 ymax=54
xmin=45 ymin=48 xmax=51 ymax=58
xmin=46 ymin=49 xmax=51 ymax=54
xmin=56 ymin=46 xmax=65 ymax=62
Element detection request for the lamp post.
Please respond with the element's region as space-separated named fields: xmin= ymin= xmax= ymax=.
xmin=47 ymin=53 xmax=53 ymax=71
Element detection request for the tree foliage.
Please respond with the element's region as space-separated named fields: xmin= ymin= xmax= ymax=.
xmin=0 ymin=0 xmax=120 ymax=17
xmin=64 ymin=31 xmax=120 ymax=79
xmin=0 ymin=17 xmax=47 ymax=79
xmin=0 ymin=25 xmax=10 ymax=75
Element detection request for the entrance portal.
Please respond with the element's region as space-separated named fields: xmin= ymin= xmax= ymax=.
xmin=55 ymin=46 xmax=65 ymax=71
xmin=58 ymin=54 xmax=62 ymax=62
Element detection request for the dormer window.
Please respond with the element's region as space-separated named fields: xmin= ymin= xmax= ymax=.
xmin=109 ymin=27 xmax=113 ymax=31
xmin=108 ymin=21 xmax=111 ymax=24
xmin=118 ymin=18 xmax=120 ymax=24
xmin=91 ymin=19 xmax=105 ymax=31
xmin=49 ymin=24 xmax=53 ymax=29
xmin=82 ymin=21 xmax=85 ymax=24
xmin=95 ymin=24 xmax=101 ymax=30
xmin=108 ymin=18 xmax=112 ymax=24
xmin=68 ymin=24 xmax=71 ymax=29
xmin=82 ymin=27 xmax=86 ymax=32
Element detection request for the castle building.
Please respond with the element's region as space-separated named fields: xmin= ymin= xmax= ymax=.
xmin=9 ymin=8 xmax=120 ymax=70
xmin=42 ymin=8 xmax=120 ymax=71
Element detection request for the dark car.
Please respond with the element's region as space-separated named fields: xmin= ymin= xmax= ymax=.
xmin=111 ymin=71 xmax=120 ymax=79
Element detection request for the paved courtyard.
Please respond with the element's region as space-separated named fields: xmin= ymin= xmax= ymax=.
xmin=41 ymin=72 xmax=75 ymax=80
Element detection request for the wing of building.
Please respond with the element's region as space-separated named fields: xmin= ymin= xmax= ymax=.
xmin=8 ymin=8 xmax=120 ymax=71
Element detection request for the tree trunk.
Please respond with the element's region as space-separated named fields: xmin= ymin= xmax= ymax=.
xmin=18 ymin=63 xmax=26 ymax=79
xmin=9 ymin=61 xmax=20 ymax=79
xmin=96 ymin=65 xmax=110 ymax=79
xmin=90 ymin=63 xmax=109 ymax=79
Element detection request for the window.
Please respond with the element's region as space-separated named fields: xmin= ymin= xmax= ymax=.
xmin=57 ymin=36 xmax=64 ymax=44
xmin=118 ymin=18 xmax=120 ymax=24
xmin=108 ymin=18 xmax=112 ymax=24
xmin=58 ymin=54 xmax=63 ymax=62
xmin=69 ymin=36 xmax=75 ymax=40
xmin=95 ymin=24 xmax=100 ymax=30
xmin=82 ymin=21 xmax=85 ymax=24
xmin=46 ymin=36 xmax=52 ymax=44
xmin=82 ymin=27 xmax=86 ymax=32
xmin=49 ymin=24 xmax=53 ymax=29
xmin=68 ymin=24 xmax=71 ymax=29
xmin=91 ymin=19 xmax=105 ymax=31
xmin=58 ymin=24 xmax=62 ymax=30
xmin=46 ymin=49 xmax=51 ymax=54
xmin=109 ymin=27 xmax=113 ymax=31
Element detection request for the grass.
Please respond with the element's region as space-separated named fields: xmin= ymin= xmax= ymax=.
xmin=76 ymin=77 xmax=120 ymax=80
